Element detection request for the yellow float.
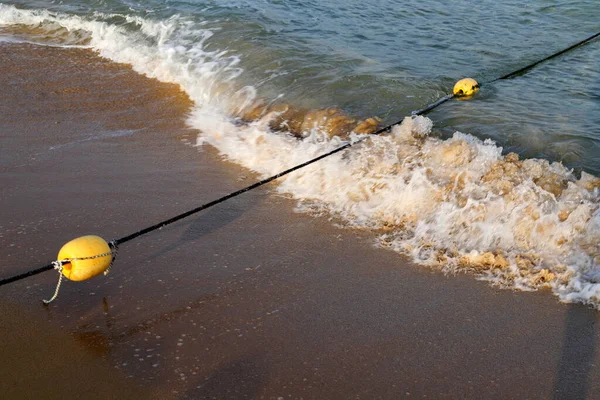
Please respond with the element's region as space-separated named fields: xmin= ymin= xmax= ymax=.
xmin=453 ymin=78 xmax=480 ymax=97
xmin=57 ymin=235 xmax=113 ymax=281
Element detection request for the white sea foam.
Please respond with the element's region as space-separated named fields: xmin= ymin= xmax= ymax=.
xmin=0 ymin=4 xmax=245 ymax=111
xmin=1 ymin=4 xmax=599 ymax=306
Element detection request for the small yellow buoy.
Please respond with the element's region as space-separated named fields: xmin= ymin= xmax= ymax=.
xmin=453 ymin=78 xmax=480 ymax=97
xmin=57 ymin=235 xmax=113 ymax=281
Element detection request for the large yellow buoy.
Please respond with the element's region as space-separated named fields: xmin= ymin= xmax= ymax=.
xmin=57 ymin=235 xmax=113 ymax=281
xmin=453 ymin=78 xmax=480 ymax=97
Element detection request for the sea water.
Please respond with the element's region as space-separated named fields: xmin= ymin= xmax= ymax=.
xmin=0 ymin=0 xmax=599 ymax=305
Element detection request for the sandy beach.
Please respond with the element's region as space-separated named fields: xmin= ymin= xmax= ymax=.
xmin=1 ymin=42 xmax=600 ymax=399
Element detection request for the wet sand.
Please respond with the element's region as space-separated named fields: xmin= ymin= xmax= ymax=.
xmin=1 ymin=42 xmax=600 ymax=399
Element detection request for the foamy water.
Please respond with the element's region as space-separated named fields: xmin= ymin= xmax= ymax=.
xmin=1 ymin=4 xmax=599 ymax=306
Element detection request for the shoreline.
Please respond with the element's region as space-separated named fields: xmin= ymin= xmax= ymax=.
xmin=1 ymin=42 xmax=600 ymax=399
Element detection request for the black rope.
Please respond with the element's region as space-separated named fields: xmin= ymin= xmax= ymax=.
xmin=491 ymin=31 xmax=600 ymax=82
xmin=116 ymin=140 xmax=354 ymax=245
xmin=95 ymin=91 xmax=456 ymax=248
xmin=115 ymin=97 xmax=439 ymax=246
xmin=1 ymin=30 xmax=599 ymax=288
xmin=0 ymin=263 xmax=55 ymax=286
xmin=411 ymin=94 xmax=454 ymax=116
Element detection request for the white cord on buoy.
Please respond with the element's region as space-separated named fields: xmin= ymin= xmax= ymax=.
xmin=43 ymin=261 xmax=65 ymax=304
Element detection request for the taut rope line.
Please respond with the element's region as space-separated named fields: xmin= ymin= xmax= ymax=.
xmin=492 ymin=31 xmax=600 ymax=82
